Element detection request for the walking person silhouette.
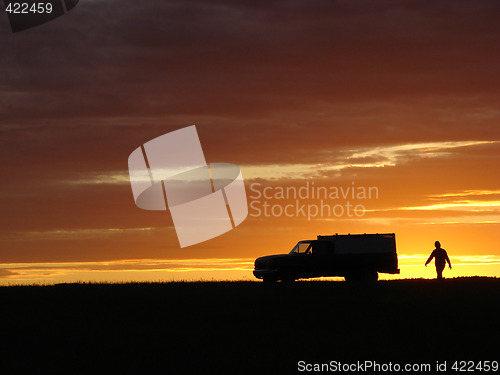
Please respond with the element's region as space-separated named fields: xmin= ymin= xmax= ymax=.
xmin=425 ymin=241 xmax=452 ymax=280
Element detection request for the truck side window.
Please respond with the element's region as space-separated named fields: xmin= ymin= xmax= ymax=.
xmin=297 ymin=243 xmax=311 ymax=254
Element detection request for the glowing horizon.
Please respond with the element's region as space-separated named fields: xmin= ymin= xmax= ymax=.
xmin=1 ymin=251 xmax=499 ymax=285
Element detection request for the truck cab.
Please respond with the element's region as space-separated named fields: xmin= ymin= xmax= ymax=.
xmin=253 ymin=233 xmax=400 ymax=282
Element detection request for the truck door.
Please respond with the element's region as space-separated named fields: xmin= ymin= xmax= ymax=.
xmin=309 ymin=241 xmax=333 ymax=277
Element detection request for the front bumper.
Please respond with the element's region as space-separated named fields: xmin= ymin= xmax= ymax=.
xmin=253 ymin=269 xmax=279 ymax=279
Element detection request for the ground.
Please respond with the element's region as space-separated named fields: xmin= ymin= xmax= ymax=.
xmin=0 ymin=278 xmax=498 ymax=374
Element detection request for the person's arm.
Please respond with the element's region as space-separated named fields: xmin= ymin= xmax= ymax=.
xmin=445 ymin=251 xmax=452 ymax=269
xmin=425 ymin=251 xmax=435 ymax=266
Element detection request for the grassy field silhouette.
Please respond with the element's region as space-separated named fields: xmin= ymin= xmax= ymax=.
xmin=0 ymin=277 xmax=498 ymax=374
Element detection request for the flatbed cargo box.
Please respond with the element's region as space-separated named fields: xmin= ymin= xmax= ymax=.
xmin=317 ymin=233 xmax=396 ymax=255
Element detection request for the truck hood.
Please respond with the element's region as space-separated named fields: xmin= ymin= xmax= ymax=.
xmin=256 ymin=254 xmax=291 ymax=262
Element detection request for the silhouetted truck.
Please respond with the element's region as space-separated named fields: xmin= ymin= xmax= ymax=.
xmin=253 ymin=233 xmax=400 ymax=282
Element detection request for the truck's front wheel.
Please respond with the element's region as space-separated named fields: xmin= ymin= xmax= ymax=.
xmin=263 ymin=277 xmax=278 ymax=283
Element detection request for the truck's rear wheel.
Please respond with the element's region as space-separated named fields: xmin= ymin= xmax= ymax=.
xmin=364 ymin=270 xmax=378 ymax=282
xmin=344 ymin=270 xmax=378 ymax=282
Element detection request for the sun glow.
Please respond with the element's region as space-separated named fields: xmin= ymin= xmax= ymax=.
xmin=1 ymin=254 xmax=498 ymax=285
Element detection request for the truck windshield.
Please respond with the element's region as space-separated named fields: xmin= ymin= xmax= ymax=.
xmin=289 ymin=241 xmax=312 ymax=255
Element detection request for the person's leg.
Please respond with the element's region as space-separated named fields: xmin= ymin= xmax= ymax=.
xmin=436 ymin=264 xmax=444 ymax=280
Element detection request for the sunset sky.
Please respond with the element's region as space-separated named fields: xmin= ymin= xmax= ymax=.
xmin=1 ymin=0 xmax=499 ymax=284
